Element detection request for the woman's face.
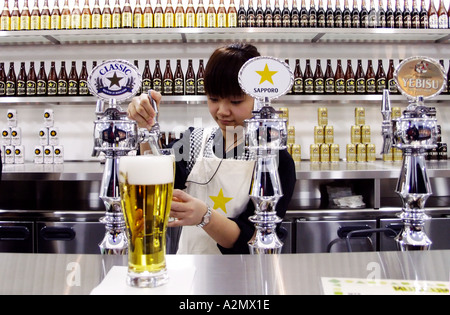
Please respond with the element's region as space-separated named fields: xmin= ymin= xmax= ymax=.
xmin=207 ymin=94 xmax=254 ymax=135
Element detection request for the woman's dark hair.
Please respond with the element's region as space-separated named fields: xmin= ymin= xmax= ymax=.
xmin=204 ymin=43 xmax=261 ymax=98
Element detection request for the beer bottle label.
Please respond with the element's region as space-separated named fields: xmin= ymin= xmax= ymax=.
xmin=79 ymin=80 xmax=89 ymax=95
xmin=11 ymin=16 xmax=19 ymax=30
xmin=102 ymin=15 xmax=111 ymax=28
xmin=291 ymin=15 xmax=299 ymax=27
xmin=174 ymin=78 xmax=184 ymax=94
xmin=163 ymin=79 xmax=173 ymax=94
xmin=6 ymin=81 xmax=15 ymax=95
xmin=352 ymin=15 xmax=360 ymax=27
xmin=376 ymin=78 xmax=385 ymax=93
xmin=72 ymin=16 xmax=81 ymax=28
xmin=325 ymin=78 xmax=335 ymax=93
xmin=153 ymin=78 xmax=162 ymax=93
xmin=429 ymin=15 xmax=438 ymax=28
xmin=438 ymin=16 xmax=448 ymax=29
xmin=61 ymin=15 xmax=71 ymax=29
xmin=0 ymin=81 xmax=5 ymax=95
xmin=186 ymin=78 xmax=195 ymax=94
xmin=26 ymin=81 xmax=37 ymax=96
xmin=186 ymin=13 xmax=195 ymax=27
xmin=218 ymin=13 xmax=227 ymax=27
xmin=304 ymin=78 xmax=314 ymax=93
xmin=141 ymin=79 xmax=151 ymax=93
xmin=68 ymin=80 xmax=78 ymax=95
xmin=228 ymin=13 xmax=237 ymax=27
xmin=314 ymin=78 xmax=324 ymax=94
xmin=48 ymin=80 xmax=57 ymax=95
xmin=334 ymin=15 xmax=342 ymax=27
xmin=207 ymin=13 xmax=215 ymax=27
xmin=37 ymin=80 xmax=47 ymax=95
xmin=51 ymin=16 xmax=61 ymax=29
xmin=17 ymin=80 xmax=26 ymax=95
xmin=356 ymin=78 xmax=366 ymax=93
xmin=0 ymin=17 xmax=9 ymax=30
xmin=309 ymin=15 xmax=317 ymax=27
xmin=154 ymin=13 xmax=163 ymax=27
xmin=92 ymin=14 xmax=102 ymax=28
xmin=283 ymin=15 xmax=290 ymax=27
xmin=388 ymin=79 xmax=397 ymax=93
xmin=196 ymin=78 xmax=205 ymax=94
xmin=143 ymin=13 xmax=153 ymax=27
xmin=20 ymin=16 xmax=30 ymax=30
xmin=41 ymin=16 xmax=51 ymax=29
xmin=335 ymin=78 xmax=345 ymax=93
xmin=343 ymin=15 xmax=351 ymax=28
xmin=293 ymin=77 xmax=303 ymax=94
xmin=112 ymin=14 xmax=121 ymax=28
xmin=175 ymin=13 xmax=185 ymax=27
xmin=165 ymin=13 xmax=174 ymax=27
xmin=366 ymin=78 xmax=376 ymax=93
xmin=58 ymin=80 xmax=68 ymax=94
xmin=238 ymin=15 xmax=246 ymax=27
xmin=123 ymin=12 xmax=132 ymax=27
xmin=346 ymin=78 xmax=355 ymax=94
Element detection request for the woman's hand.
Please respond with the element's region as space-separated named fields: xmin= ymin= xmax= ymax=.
xmin=169 ymin=189 xmax=208 ymax=228
xmin=127 ymin=90 xmax=162 ymax=130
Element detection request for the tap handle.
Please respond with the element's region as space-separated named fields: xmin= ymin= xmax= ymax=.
xmin=381 ymin=89 xmax=391 ymax=121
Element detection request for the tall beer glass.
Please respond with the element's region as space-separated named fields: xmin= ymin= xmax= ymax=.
xmin=119 ymin=152 xmax=174 ymax=288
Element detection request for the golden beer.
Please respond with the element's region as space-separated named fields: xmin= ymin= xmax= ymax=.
xmin=119 ymin=155 xmax=174 ymax=288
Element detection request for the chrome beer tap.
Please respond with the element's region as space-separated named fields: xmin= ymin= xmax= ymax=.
xmin=381 ymin=57 xmax=447 ymax=251
xmin=89 ymin=60 xmax=161 ymax=255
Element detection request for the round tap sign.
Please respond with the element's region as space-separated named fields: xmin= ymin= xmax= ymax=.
xmin=239 ymin=56 xmax=294 ymax=100
xmin=88 ymin=59 xmax=141 ymax=102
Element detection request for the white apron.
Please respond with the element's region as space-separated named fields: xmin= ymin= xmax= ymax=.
xmin=177 ymin=128 xmax=255 ymax=254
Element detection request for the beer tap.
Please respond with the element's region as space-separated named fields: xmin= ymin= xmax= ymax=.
xmin=381 ymin=57 xmax=446 ymax=251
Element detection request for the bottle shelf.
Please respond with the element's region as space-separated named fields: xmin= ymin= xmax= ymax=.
xmin=0 ymin=27 xmax=449 ymax=46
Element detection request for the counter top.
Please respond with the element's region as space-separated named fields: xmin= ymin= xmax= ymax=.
xmin=3 ymin=160 xmax=450 ymax=181
xmin=0 ymin=250 xmax=448 ymax=295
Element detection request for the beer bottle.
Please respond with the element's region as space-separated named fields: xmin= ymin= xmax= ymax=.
xmin=92 ymin=0 xmax=102 ymax=28
xmin=10 ymin=0 xmax=19 ymax=30
xmin=355 ymin=59 xmax=365 ymax=94
xmin=411 ymin=0 xmax=420 ymax=28
xmin=152 ymin=60 xmax=162 ymax=93
xmin=133 ymin=0 xmax=142 ymax=28
xmin=304 ymin=59 xmax=314 ymax=94
xmin=326 ymin=0 xmax=334 ymax=28
xmin=428 ymin=0 xmax=438 ymax=28
xmin=174 ymin=60 xmax=184 ymax=95
xmin=185 ymin=59 xmax=195 ymax=95
xmin=394 ymin=0 xmax=403 ymax=28
xmin=365 ymin=59 xmax=376 ymax=93
xmin=343 ymin=0 xmax=351 ymax=27
xmin=165 ymin=0 xmax=175 ymax=28
xmin=237 ymin=0 xmax=247 ymax=27
xmin=228 ymin=0 xmax=238 ymax=27
xmin=78 ymin=61 xmax=89 ymax=96
xmin=386 ymin=0 xmax=394 ymax=27
xmin=387 ymin=59 xmax=397 ymax=94
xmin=334 ymin=0 xmax=343 ymax=28
xmin=90 ymin=61 xmax=97 ymax=96
xmin=153 ymin=0 xmax=163 ymax=27
xmin=314 ymin=60 xmax=324 ymax=94
xmin=142 ymin=60 xmax=152 ymax=94
xmin=6 ymin=62 xmax=16 ymax=96
xmin=419 ymin=0 xmax=428 ymax=28
xmin=217 ymin=0 xmax=227 ymax=27
xmin=273 ymin=0 xmax=282 ymax=26
xmin=291 ymin=0 xmax=300 ymax=27
xmin=256 ymin=0 xmax=264 ymax=27
xmin=48 ymin=61 xmax=57 ymax=96
xmin=196 ymin=59 xmax=205 ymax=94
xmin=377 ymin=0 xmax=386 ymax=28
xmin=403 ymin=0 xmax=412 ymax=28
xmin=360 ymin=0 xmax=369 ymax=28
xmin=186 ymin=0 xmax=195 ymax=27
xmin=196 ymin=0 xmax=206 ymax=27
xmin=57 ymin=61 xmax=68 ymax=96
xmin=175 ymin=0 xmax=185 ymax=27
xmin=112 ymin=0 xmax=122 ymax=28
xmin=437 ymin=0 xmax=448 ymax=29
xmin=20 ymin=0 xmax=31 ymax=31
xmin=142 ymin=0 xmax=153 ymax=27
xmin=317 ymin=0 xmax=326 ymax=28
xmin=247 ymin=0 xmax=256 ymax=27
xmin=37 ymin=61 xmax=47 ymax=96
xmin=447 ymin=60 xmax=450 ymax=94
xmin=368 ymin=0 xmax=376 ymax=27
xmin=51 ymin=0 xmax=61 ymax=30
xmin=163 ymin=60 xmax=174 ymax=95
xmin=206 ymin=0 xmax=216 ymax=27
xmin=102 ymin=0 xmax=112 ymax=28
xmin=309 ymin=0 xmax=317 ymax=27
xmin=68 ymin=61 xmax=78 ymax=96
xmin=345 ymin=59 xmax=355 ymax=94
xmin=122 ymin=0 xmax=133 ymax=28
xmin=285 ymin=59 xmax=292 ymax=94
xmin=81 ymin=0 xmax=92 ymax=29
xmin=0 ymin=0 xmax=11 ymax=31
xmin=134 ymin=60 xmax=141 ymax=94
xmin=60 ymin=0 xmax=71 ymax=29
xmin=335 ymin=59 xmax=345 ymax=94
xmin=293 ymin=59 xmax=303 ymax=94
xmin=325 ymin=59 xmax=335 ymax=94
xmin=72 ymin=0 xmax=82 ymax=29
xmin=26 ymin=61 xmax=37 ymax=96
xmin=0 ymin=62 xmax=6 ymax=96
xmin=41 ymin=0 xmax=51 ymax=30
xmin=351 ymin=0 xmax=360 ymax=28
xmin=264 ymin=0 xmax=273 ymax=27
xmin=375 ymin=59 xmax=386 ymax=94
xmin=282 ymin=0 xmax=291 ymax=27
xmin=17 ymin=62 xmax=27 ymax=96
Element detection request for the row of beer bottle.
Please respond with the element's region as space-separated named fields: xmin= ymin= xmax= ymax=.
xmin=0 ymin=59 xmax=207 ymax=96
xmin=288 ymin=58 xmax=450 ymax=95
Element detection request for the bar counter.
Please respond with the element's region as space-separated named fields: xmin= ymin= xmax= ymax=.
xmin=0 ymin=250 xmax=448 ymax=295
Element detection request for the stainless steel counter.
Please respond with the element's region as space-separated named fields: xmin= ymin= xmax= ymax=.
xmin=0 ymin=250 xmax=448 ymax=295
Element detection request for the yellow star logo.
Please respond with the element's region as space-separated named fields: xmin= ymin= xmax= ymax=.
xmin=209 ymin=189 xmax=233 ymax=214
xmin=256 ymin=63 xmax=278 ymax=85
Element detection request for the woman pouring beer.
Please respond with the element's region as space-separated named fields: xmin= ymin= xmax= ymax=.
xmin=127 ymin=43 xmax=296 ymax=254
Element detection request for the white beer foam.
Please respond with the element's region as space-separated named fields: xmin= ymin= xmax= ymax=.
xmin=119 ymin=155 xmax=174 ymax=185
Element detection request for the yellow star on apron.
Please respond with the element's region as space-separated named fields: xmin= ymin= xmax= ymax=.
xmin=209 ymin=188 xmax=233 ymax=214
